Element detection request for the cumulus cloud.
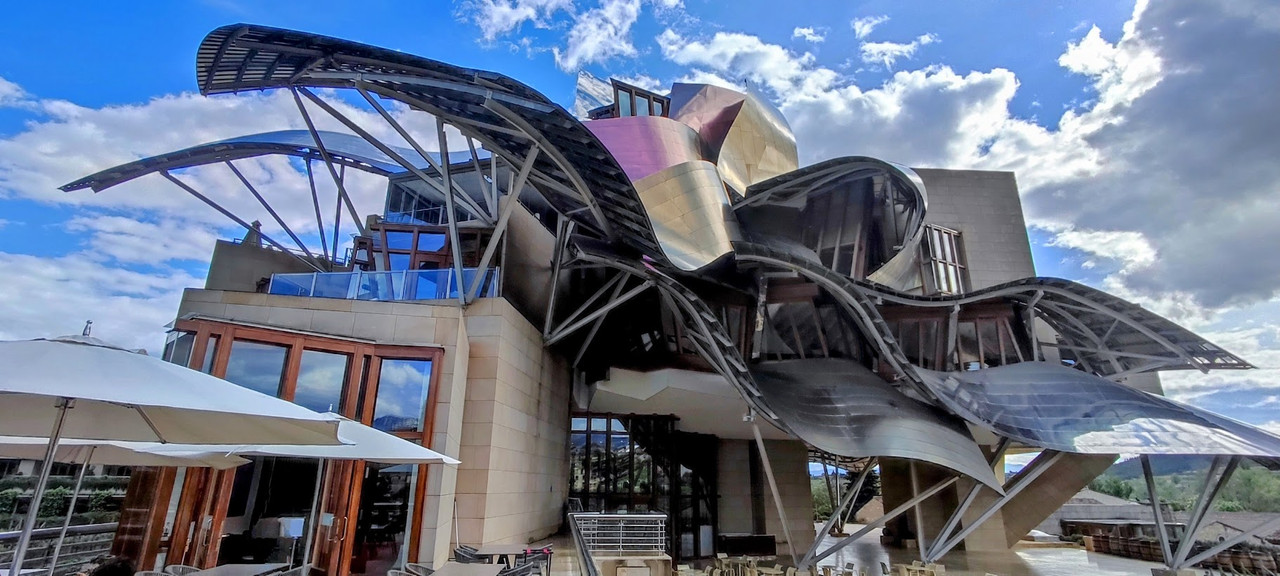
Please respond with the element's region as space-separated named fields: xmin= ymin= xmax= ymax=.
xmin=859 ymin=33 xmax=938 ymax=69
xmin=0 ymin=77 xmax=32 ymax=108
xmin=464 ymin=0 xmax=572 ymax=42
xmin=850 ymin=15 xmax=889 ymax=39
xmin=792 ymin=27 xmax=825 ymax=43
xmin=554 ymin=0 xmax=642 ymax=71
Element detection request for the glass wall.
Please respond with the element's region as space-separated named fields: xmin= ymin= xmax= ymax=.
xmin=373 ymin=359 xmax=433 ymax=433
xmin=295 ymin=350 xmax=350 ymax=413
xmin=224 ymin=340 xmax=289 ymax=396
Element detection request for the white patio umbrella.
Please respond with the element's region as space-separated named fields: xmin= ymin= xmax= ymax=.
xmin=143 ymin=414 xmax=459 ymax=569
xmin=0 ymin=336 xmax=343 ymax=576
xmin=0 ymin=436 xmax=249 ymax=575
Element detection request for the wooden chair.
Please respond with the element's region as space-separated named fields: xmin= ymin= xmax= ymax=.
xmin=406 ymin=563 xmax=435 ymax=576
xmin=164 ymin=566 xmax=200 ymax=576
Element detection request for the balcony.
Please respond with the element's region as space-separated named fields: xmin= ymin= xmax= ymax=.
xmin=267 ymin=268 xmax=499 ymax=301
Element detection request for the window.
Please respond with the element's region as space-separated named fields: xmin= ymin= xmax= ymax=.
xmin=294 ymin=350 xmax=350 ymax=414
xmin=922 ymin=224 xmax=967 ymax=295
xmin=372 ymin=358 xmax=433 ymax=432
xmin=224 ymin=340 xmax=289 ymax=396
xmin=611 ymin=80 xmax=670 ymax=118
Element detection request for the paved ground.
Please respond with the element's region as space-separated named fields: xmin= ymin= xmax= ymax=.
xmin=542 ymin=524 xmax=1185 ymax=576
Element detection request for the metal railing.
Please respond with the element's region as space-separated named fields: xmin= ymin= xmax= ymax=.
xmin=570 ymin=513 xmax=667 ymax=557
xmin=268 ymin=267 xmax=499 ymax=301
xmin=0 ymin=523 xmax=118 ymax=576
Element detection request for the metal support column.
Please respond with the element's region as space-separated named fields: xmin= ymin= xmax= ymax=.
xmin=929 ymin=451 xmax=1065 ymax=560
xmin=810 ymin=476 xmax=960 ymax=566
xmin=1140 ymin=455 xmax=1173 ymax=566
xmin=751 ymin=420 xmax=797 ymax=566
xmin=924 ymin=438 xmax=1010 ymax=562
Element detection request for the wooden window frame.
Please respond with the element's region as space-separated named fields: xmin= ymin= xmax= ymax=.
xmin=172 ymin=318 xmax=444 ymax=564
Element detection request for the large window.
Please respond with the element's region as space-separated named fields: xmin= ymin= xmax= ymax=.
xmin=224 ymin=340 xmax=289 ymax=397
xmin=611 ymin=80 xmax=670 ymax=119
xmin=295 ymin=349 xmax=350 ymax=414
xmin=921 ymin=224 xmax=967 ymax=295
xmin=372 ymin=359 xmax=433 ymax=433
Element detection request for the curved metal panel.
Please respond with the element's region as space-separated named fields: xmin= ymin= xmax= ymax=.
xmin=917 ymin=362 xmax=1280 ymax=458
xmin=585 ymin=116 xmax=705 ymax=183
xmin=194 ymin=24 xmax=667 ymax=263
xmin=715 ymin=90 xmax=799 ymax=195
xmin=751 ymin=358 xmax=1002 ymax=491
xmin=634 ymin=160 xmax=739 ymax=270
xmin=61 ymin=130 xmax=435 ymax=192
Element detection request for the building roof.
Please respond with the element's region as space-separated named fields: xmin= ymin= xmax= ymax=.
xmin=194 ymin=23 xmax=665 ymax=262
xmin=59 ymin=130 xmax=477 ymax=192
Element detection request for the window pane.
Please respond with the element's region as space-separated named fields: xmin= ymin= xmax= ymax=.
xmin=373 ymin=358 xmax=433 ymax=432
xmin=385 ymin=231 xmax=413 ymax=250
xmin=655 ymin=101 xmax=664 ymax=116
xmin=388 ymin=253 xmax=411 ymax=270
xmin=618 ymin=93 xmax=632 ymax=116
xmin=294 ymin=350 xmax=349 ymax=413
xmin=636 ymin=96 xmax=650 ymax=116
xmin=163 ymin=332 xmax=195 ymax=367
xmin=417 ymin=233 xmax=447 ymax=252
xmin=590 ymin=418 xmax=607 ymax=431
xmin=572 ymin=417 xmax=588 ymax=431
xmin=201 ymin=335 xmax=219 ymax=373
xmin=225 ymin=340 xmax=288 ymax=397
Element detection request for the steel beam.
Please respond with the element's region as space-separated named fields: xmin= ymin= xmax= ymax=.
xmin=304 ymin=160 xmax=331 ymax=264
xmin=810 ymin=475 xmax=960 ymax=565
xmin=925 ymin=437 xmax=1011 ymax=562
xmin=468 ymin=146 xmax=539 ymax=300
xmin=752 ymin=421 xmax=798 ymax=566
xmin=161 ymin=171 xmax=322 ymax=272
xmin=930 ymin=450 xmax=1066 ymax=559
xmin=542 ymin=217 xmax=573 ymax=338
xmin=1172 ymin=456 xmax=1239 ymax=567
xmin=1183 ymin=515 xmax=1280 ymax=569
xmin=225 ymin=160 xmax=316 ymax=260
xmin=290 ymin=87 xmax=365 ymax=236
xmin=544 ymin=280 xmax=654 ymax=346
xmin=573 ymin=275 xmax=631 ymax=368
xmin=435 ymin=117 xmax=468 ymax=305
xmin=1141 ymin=455 xmax=1174 ymax=566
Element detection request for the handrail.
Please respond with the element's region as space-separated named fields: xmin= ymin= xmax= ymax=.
xmin=568 ymin=513 xmax=602 ymax=576
xmin=268 ymin=267 xmax=499 ymax=301
xmin=0 ymin=522 xmax=117 ymax=575
xmin=570 ymin=512 xmax=667 ymax=556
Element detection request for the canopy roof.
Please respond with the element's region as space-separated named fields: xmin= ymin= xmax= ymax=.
xmin=193 ymin=23 xmax=665 ymax=262
xmin=60 ymin=130 xmax=481 ymax=193
xmin=0 ymin=436 xmax=248 ymax=469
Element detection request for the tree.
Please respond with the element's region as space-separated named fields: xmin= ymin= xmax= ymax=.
xmin=1089 ymin=474 xmax=1134 ymax=501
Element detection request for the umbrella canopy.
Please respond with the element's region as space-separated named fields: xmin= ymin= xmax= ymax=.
xmin=0 ymin=436 xmax=249 ymax=469
xmin=0 ymin=336 xmax=342 ymax=445
xmin=144 ymin=414 xmax=460 ymax=465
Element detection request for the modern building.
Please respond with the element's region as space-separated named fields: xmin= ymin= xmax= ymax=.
xmin=58 ymin=23 xmax=1280 ymax=576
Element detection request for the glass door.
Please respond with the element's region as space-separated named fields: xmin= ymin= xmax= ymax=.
xmin=310 ymin=461 xmax=362 ymax=576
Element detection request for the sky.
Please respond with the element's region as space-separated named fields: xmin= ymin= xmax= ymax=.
xmin=0 ymin=1 xmax=1278 ymax=438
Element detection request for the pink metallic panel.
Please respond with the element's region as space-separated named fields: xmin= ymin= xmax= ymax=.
xmin=585 ymin=116 xmax=704 ymax=183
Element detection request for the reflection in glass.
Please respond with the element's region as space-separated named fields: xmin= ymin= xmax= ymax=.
xmin=570 ymin=433 xmax=587 ymax=492
xmin=417 ymin=233 xmax=446 ymax=252
xmin=225 ymin=340 xmax=288 ymax=397
xmin=373 ymin=359 xmax=433 ymax=432
xmin=201 ymin=336 xmax=220 ymax=374
xmin=295 ymin=350 xmax=349 ymax=413
xmin=385 ymin=231 xmax=413 ymax=250
xmin=350 ymin=462 xmax=416 ymax=575
xmin=163 ymin=332 xmax=195 ymax=367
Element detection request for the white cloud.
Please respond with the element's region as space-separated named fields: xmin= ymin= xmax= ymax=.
xmin=792 ymin=27 xmax=825 ymax=43
xmin=464 ymin=0 xmax=572 ymax=42
xmin=554 ymin=0 xmax=642 ymax=71
xmin=0 ymin=251 xmax=202 ymax=352
xmin=0 ymin=77 xmax=32 ymax=108
xmin=1045 ymin=226 xmax=1158 ymax=269
xmin=850 ymin=15 xmax=889 ymax=39
xmin=859 ymin=33 xmax=938 ymax=69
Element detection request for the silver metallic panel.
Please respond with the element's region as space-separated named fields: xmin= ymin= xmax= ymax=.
xmin=635 ymin=160 xmax=740 ymax=270
xmin=751 ymin=358 xmax=1003 ymax=491
xmin=918 ymin=361 xmax=1280 ymax=458
xmin=668 ymin=84 xmax=798 ymax=195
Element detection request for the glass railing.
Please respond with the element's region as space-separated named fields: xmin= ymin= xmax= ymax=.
xmin=268 ymin=268 xmax=499 ymax=301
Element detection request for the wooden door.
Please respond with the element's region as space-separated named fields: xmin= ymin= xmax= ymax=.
xmin=169 ymin=468 xmax=236 ymax=568
xmin=310 ymin=460 xmax=364 ymax=576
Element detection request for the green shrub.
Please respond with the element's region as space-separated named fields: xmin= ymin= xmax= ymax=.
xmin=38 ymin=486 xmax=71 ymax=518
xmin=0 ymin=488 xmax=21 ymax=513
xmin=88 ymin=490 xmax=114 ymax=512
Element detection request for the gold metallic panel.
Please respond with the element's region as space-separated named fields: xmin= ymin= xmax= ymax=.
xmin=634 ymin=160 xmax=741 ymax=271
xmin=669 ymin=84 xmax=799 ymax=195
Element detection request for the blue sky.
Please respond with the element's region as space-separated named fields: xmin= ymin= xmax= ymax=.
xmin=1 ymin=1 xmax=1279 ymax=438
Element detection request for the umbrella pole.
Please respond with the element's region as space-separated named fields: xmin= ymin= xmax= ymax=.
xmin=301 ymin=458 xmax=325 ymax=572
xmin=48 ymin=447 xmax=94 ymax=576
xmin=9 ymin=398 xmax=72 ymax=576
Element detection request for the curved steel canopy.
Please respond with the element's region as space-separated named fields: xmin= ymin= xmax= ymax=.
xmin=60 ymin=130 xmax=444 ymax=192
xmin=918 ymin=362 xmax=1280 ymax=459
xmin=195 ymin=23 xmax=666 ymax=264
xmin=751 ymin=358 xmax=1003 ymax=491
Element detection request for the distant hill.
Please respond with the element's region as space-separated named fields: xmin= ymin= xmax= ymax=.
xmin=1106 ymin=455 xmax=1215 ymax=479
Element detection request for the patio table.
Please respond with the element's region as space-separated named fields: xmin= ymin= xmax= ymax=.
xmin=191 ymin=563 xmax=287 ymax=576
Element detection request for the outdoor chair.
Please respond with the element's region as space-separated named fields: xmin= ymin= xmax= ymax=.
xmin=165 ymin=565 xmax=200 ymax=576
xmin=388 ymin=570 xmax=414 ymax=576
xmin=137 ymin=571 xmax=169 ymax=576
xmin=406 ymin=564 xmax=435 ymax=576
xmin=785 ymin=567 xmax=796 ymax=576
xmin=879 ymin=563 xmax=891 ymax=575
